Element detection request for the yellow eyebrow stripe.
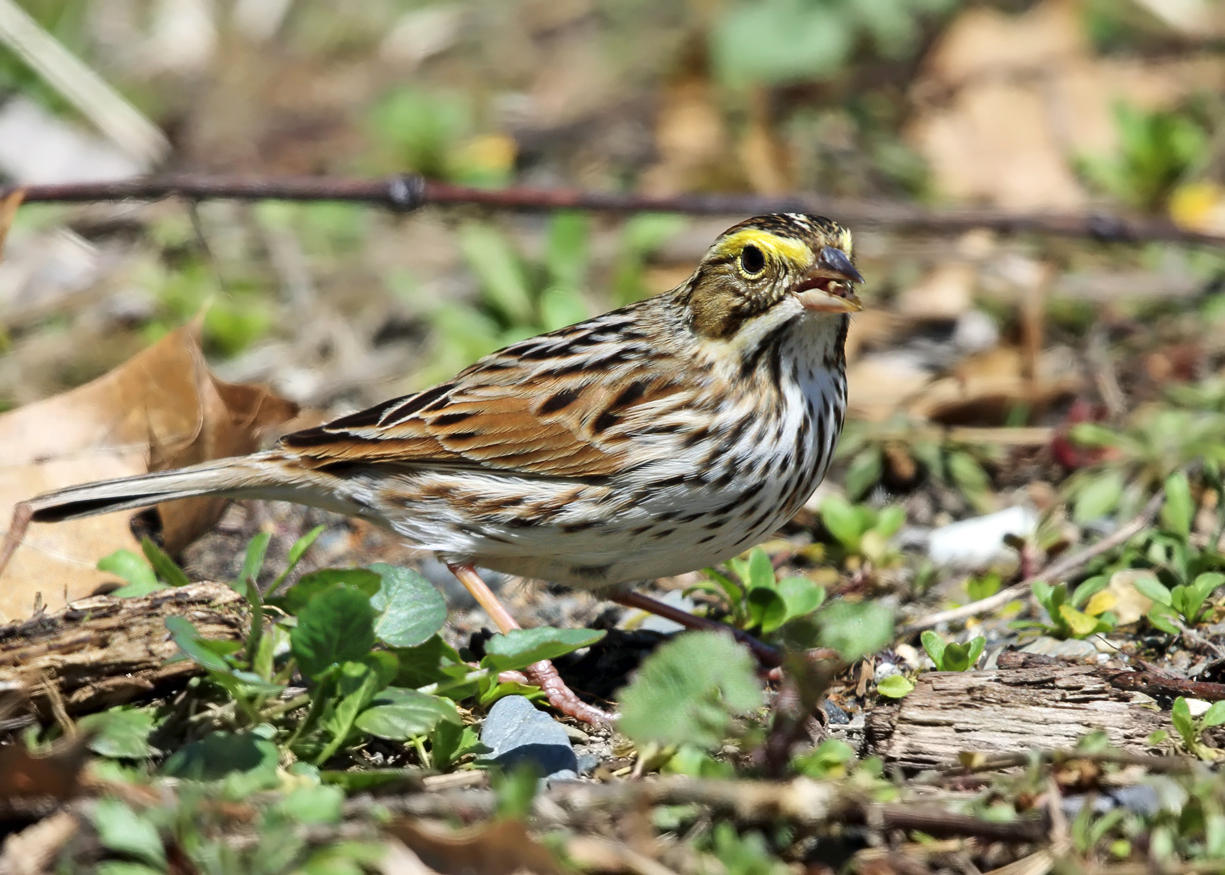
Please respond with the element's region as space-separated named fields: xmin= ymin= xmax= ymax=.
xmin=714 ymin=228 xmax=812 ymax=267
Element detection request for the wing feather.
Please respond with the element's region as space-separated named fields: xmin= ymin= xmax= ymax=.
xmin=279 ymin=301 xmax=685 ymax=480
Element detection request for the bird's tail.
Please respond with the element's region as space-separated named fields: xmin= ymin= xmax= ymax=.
xmin=25 ymin=451 xmax=295 ymax=523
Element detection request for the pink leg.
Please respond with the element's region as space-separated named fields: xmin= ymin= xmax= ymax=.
xmin=447 ymin=563 xmax=613 ymax=726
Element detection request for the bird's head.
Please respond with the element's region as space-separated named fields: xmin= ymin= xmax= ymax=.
xmin=681 ymin=213 xmax=863 ymax=341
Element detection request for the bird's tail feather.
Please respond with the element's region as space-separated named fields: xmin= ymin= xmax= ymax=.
xmin=26 ymin=452 xmax=291 ymax=523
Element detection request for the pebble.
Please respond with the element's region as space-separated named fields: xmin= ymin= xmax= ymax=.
xmin=480 ymin=696 xmax=579 ymax=782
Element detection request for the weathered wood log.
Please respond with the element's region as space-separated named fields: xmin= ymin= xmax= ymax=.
xmin=0 ymin=582 xmax=246 ymax=719
xmin=866 ymin=653 xmax=1169 ymax=770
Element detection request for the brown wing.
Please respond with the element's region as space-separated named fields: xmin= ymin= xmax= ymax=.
xmin=278 ymin=305 xmax=684 ymax=479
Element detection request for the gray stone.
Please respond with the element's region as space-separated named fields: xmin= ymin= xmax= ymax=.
xmin=480 ymin=695 xmax=578 ymax=781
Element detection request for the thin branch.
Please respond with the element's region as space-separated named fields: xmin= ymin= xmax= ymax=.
xmin=905 ymin=490 xmax=1166 ymax=633
xmin=356 ymin=774 xmax=1049 ymax=843
xmin=3 ymin=174 xmax=1223 ymax=247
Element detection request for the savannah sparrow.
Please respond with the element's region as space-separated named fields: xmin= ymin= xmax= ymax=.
xmin=17 ymin=213 xmax=863 ymax=724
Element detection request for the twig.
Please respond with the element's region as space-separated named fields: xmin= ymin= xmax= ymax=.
xmin=2 ymin=174 xmax=1224 ymax=247
xmin=921 ymin=747 xmax=1200 ymax=784
xmin=905 ymin=491 xmax=1166 ymax=633
xmin=1109 ymin=665 xmax=1225 ymax=702
xmin=354 ymin=775 xmax=1049 ymax=843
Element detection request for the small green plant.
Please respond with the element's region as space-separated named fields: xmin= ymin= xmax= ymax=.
xmin=876 ymin=673 xmax=914 ymax=699
xmin=1077 ymin=102 xmax=1209 ymax=211
xmin=1171 ymin=696 xmax=1225 ymax=761
xmin=688 ymin=547 xmax=827 ymax=634
xmin=421 ymin=213 xmax=685 ymax=379
xmin=617 ymin=631 xmax=763 ymax=753
xmin=366 ymin=87 xmax=512 ymax=186
xmin=710 ymin=0 xmax=957 ymax=87
xmin=789 ymin=738 xmax=857 ymax=778
xmin=921 ymin=630 xmax=986 ymax=671
xmin=1136 ymin=573 xmax=1225 ymax=635
xmin=1066 ymin=416 xmax=1225 ymax=520
xmin=1016 ymin=578 xmax=1117 ymax=639
xmin=98 ymin=527 xmax=603 ymax=770
xmin=817 ymin=495 xmax=905 ymax=567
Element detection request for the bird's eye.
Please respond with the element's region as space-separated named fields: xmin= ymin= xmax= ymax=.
xmin=739 ymin=244 xmax=766 ymax=277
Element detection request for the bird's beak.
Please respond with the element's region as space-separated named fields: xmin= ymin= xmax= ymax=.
xmin=794 ymin=245 xmax=864 ymax=313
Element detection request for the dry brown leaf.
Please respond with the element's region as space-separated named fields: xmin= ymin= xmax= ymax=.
xmin=848 ymin=345 xmax=1081 ymax=425
xmin=0 ymin=322 xmax=297 ymax=618
xmin=642 ymin=68 xmax=731 ymax=195
xmin=0 ymin=733 xmax=91 ymax=818
xmin=917 ymin=346 xmax=1081 ymax=424
xmin=896 ymin=263 xmax=976 ymax=321
xmin=388 ymin=818 xmax=564 ymax=875
xmin=0 ymin=188 xmax=23 ymax=259
xmin=907 ymin=0 xmax=1225 ymax=209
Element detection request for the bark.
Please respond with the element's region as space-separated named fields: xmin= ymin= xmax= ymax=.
xmin=866 ymin=653 xmax=1169 ymax=770
xmin=0 ymin=582 xmax=246 ymax=719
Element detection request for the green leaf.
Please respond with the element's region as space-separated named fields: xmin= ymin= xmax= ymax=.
xmin=942 ymin=641 xmax=972 ymax=672
xmin=98 ymin=550 xmax=163 ymax=597
xmin=816 ymin=601 xmax=894 ymax=661
xmin=164 ymin=616 xmax=234 ymax=674
xmin=78 ymin=708 xmax=156 ymax=760
xmin=920 ymin=630 xmax=946 ymax=668
xmin=139 ymin=537 xmax=191 ymax=588
xmin=458 ymin=222 xmax=533 ymax=324
xmin=698 ymin=568 xmax=746 ymax=606
xmin=1172 ymin=697 xmax=1197 ymax=749
xmin=271 ymin=524 xmax=326 ymax=590
xmin=791 ymin=738 xmax=856 ymax=778
xmin=777 ymin=576 xmax=826 ymax=620
xmin=481 ymin=627 xmax=606 ymax=673
xmin=537 ymin=286 xmax=589 ymax=332
xmin=873 ymin=505 xmax=907 ymax=540
xmin=429 ymin=720 xmax=484 ymax=771
xmin=391 ymin=635 xmax=465 ymax=689
xmin=1161 ymin=471 xmax=1194 ymax=538
xmin=1071 ymin=575 xmax=1108 ymax=609
xmin=275 ymin=569 xmax=382 ymax=617
xmin=1201 ymin=701 xmax=1225 ymax=729
xmin=745 ymin=587 xmax=788 ymax=634
xmin=745 ymin=548 xmax=776 ymax=590
xmin=162 ymin=731 xmax=279 ymax=783
xmin=355 ymin=688 xmax=461 ymax=740
xmin=91 ymin=798 xmax=166 ymax=868
xmin=273 ymin=785 xmax=344 ymax=825
xmin=844 ymin=449 xmax=882 ymax=499
xmin=291 ymin=585 xmax=377 ymax=680
xmin=1058 ymin=604 xmax=1101 ymax=638
xmin=877 ymin=675 xmax=914 ymax=699
xmin=966 ymin=572 xmax=1002 ymax=601
xmin=1192 ymin=572 xmax=1225 ymax=604
xmin=1147 ymin=605 xmax=1180 ymax=635
xmin=1133 ymin=575 xmax=1173 ymax=607
xmin=820 ymin=496 xmax=863 ymax=550
xmin=369 ymin=563 xmax=448 ymax=647
xmin=964 ymin=636 xmax=986 ymax=668
xmin=544 ymin=211 xmax=590 ymax=293
xmin=235 ymin=532 xmax=271 ymax=593
xmin=617 ymin=631 xmax=762 ymax=750
xmin=1068 ymin=422 xmax=1129 ymax=449
xmin=1073 ymin=470 xmax=1124 ymax=523
xmin=316 ymin=660 xmax=389 ymax=765
xmin=1031 ymin=580 xmax=1055 ymax=611
xmin=947 ymin=451 xmax=992 ymax=507
xmin=712 ymin=0 xmax=849 ymax=87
